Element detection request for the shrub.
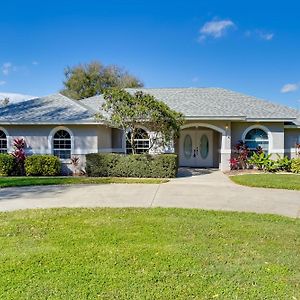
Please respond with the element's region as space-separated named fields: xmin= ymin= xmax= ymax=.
xmin=86 ymin=153 xmax=178 ymax=178
xmin=231 ymin=141 xmax=250 ymax=169
xmin=0 ymin=154 xmax=15 ymax=176
xmin=25 ymin=155 xmax=61 ymax=176
xmin=274 ymin=156 xmax=292 ymax=172
xmin=291 ymin=158 xmax=300 ymax=174
xmin=248 ymin=152 xmax=273 ymax=171
xmin=248 ymin=153 xmax=293 ymax=173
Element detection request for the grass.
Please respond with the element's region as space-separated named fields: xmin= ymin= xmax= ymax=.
xmin=230 ymin=173 xmax=300 ymax=190
xmin=0 ymin=176 xmax=168 ymax=188
xmin=0 ymin=208 xmax=300 ymax=299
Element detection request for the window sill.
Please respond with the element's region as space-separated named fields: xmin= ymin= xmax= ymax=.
xmin=60 ymin=158 xmax=72 ymax=164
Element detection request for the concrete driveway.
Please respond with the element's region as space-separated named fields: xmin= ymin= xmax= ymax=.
xmin=0 ymin=169 xmax=299 ymax=218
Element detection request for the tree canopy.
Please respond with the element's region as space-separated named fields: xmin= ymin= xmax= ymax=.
xmin=100 ymin=89 xmax=185 ymax=154
xmin=61 ymin=61 xmax=143 ymax=100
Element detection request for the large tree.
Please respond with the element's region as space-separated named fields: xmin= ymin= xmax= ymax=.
xmin=100 ymin=89 xmax=185 ymax=154
xmin=61 ymin=61 xmax=143 ymax=100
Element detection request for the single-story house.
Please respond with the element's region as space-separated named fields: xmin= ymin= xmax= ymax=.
xmin=0 ymin=88 xmax=299 ymax=172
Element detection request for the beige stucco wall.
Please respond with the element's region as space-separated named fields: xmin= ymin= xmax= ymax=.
xmin=231 ymin=122 xmax=285 ymax=158
xmin=96 ymin=126 xmax=112 ymax=151
xmin=213 ymin=130 xmax=221 ymax=168
xmin=111 ymin=128 xmax=124 ymax=150
xmin=284 ymin=128 xmax=300 ymax=158
xmin=0 ymin=124 xmax=121 ymax=154
xmin=1 ymin=120 xmax=297 ymax=173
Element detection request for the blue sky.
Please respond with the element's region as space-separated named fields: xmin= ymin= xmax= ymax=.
xmin=1 ymin=0 xmax=300 ymax=109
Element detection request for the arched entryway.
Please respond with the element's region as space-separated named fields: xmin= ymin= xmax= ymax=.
xmin=177 ymin=123 xmax=227 ymax=169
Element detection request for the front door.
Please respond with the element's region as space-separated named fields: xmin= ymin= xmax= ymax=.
xmin=179 ymin=130 xmax=213 ymax=167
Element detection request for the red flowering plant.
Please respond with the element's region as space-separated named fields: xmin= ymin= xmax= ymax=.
xmin=229 ymin=157 xmax=239 ymax=170
xmin=231 ymin=140 xmax=250 ymax=170
xmin=11 ymin=138 xmax=26 ymax=175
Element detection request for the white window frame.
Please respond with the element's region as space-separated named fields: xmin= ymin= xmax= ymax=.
xmin=242 ymin=125 xmax=272 ymax=154
xmin=126 ymin=127 xmax=150 ymax=154
xmin=0 ymin=127 xmax=9 ymax=154
xmin=48 ymin=126 xmax=74 ymax=161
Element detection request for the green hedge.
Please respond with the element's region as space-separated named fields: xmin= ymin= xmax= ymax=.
xmin=0 ymin=154 xmax=15 ymax=176
xmin=86 ymin=153 xmax=178 ymax=178
xmin=25 ymin=155 xmax=61 ymax=176
xmin=291 ymin=158 xmax=300 ymax=174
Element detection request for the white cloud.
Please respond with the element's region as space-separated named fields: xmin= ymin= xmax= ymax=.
xmin=281 ymin=83 xmax=299 ymax=93
xmin=2 ymin=62 xmax=12 ymax=75
xmin=245 ymin=30 xmax=274 ymax=41
xmin=259 ymin=32 xmax=274 ymax=41
xmin=0 ymin=80 xmax=6 ymax=86
xmin=199 ymin=19 xmax=235 ymax=41
xmin=0 ymin=92 xmax=36 ymax=103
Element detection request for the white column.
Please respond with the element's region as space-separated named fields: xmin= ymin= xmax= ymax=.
xmin=220 ymin=125 xmax=231 ymax=172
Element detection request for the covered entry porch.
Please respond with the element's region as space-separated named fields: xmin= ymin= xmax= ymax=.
xmin=175 ymin=122 xmax=231 ymax=171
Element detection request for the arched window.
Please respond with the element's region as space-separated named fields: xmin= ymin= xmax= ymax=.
xmin=53 ymin=129 xmax=71 ymax=159
xmin=126 ymin=128 xmax=150 ymax=154
xmin=244 ymin=128 xmax=269 ymax=153
xmin=0 ymin=130 xmax=7 ymax=153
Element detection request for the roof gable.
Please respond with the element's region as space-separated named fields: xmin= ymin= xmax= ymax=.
xmin=0 ymin=93 xmax=94 ymax=124
xmin=1 ymin=88 xmax=299 ymax=125
xmin=80 ymin=88 xmax=299 ymax=122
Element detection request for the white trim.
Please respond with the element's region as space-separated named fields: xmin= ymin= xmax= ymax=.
xmin=0 ymin=126 xmax=10 ymax=152
xmin=0 ymin=121 xmax=106 ymax=125
xmin=181 ymin=122 xmax=226 ymax=135
xmin=284 ymin=125 xmax=300 ymax=129
xmin=282 ymin=148 xmax=300 ymax=153
xmin=241 ymin=125 xmax=273 ymax=153
xmin=48 ymin=126 xmax=74 ymax=159
xmin=125 ymin=126 xmax=151 ymax=154
xmin=219 ymin=149 xmax=231 ymax=154
xmin=73 ymin=149 xmax=98 ymax=155
xmin=269 ymin=149 xmax=285 ymax=154
xmin=185 ymin=116 xmax=245 ymax=121
xmin=245 ymin=118 xmax=295 ymax=122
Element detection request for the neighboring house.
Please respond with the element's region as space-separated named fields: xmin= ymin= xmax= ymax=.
xmin=0 ymin=88 xmax=299 ymax=172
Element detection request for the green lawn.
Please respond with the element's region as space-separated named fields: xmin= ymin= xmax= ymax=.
xmin=230 ymin=174 xmax=300 ymax=190
xmin=0 ymin=176 xmax=167 ymax=188
xmin=0 ymin=208 xmax=300 ymax=299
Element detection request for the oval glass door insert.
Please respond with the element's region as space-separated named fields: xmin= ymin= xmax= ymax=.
xmin=184 ymin=135 xmax=192 ymax=159
xmin=200 ymin=134 xmax=209 ymax=159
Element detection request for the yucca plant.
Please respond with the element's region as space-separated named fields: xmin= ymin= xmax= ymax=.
xmin=71 ymin=156 xmax=80 ymax=176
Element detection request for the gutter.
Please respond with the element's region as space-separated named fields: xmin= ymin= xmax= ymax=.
xmin=284 ymin=125 xmax=300 ymax=129
xmin=246 ymin=118 xmax=296 ymax=122
xmin=185 ymin=116 xmax=297 ymax=122
xmin=185 ymin=116 xmax=246 ymax=120
xmin=0 ymin=120 xmax=106 ymax=125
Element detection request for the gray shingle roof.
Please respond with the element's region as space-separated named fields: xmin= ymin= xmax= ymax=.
xmin=127 ymin=88 xmax=299 ymax=120
xmin=0 ymin=93 xmax=95 ymax=123
xmin=80 ymin=88 xmax=300 ymax=124
xmin=0 ymin=88 xmax=299 ymax=125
